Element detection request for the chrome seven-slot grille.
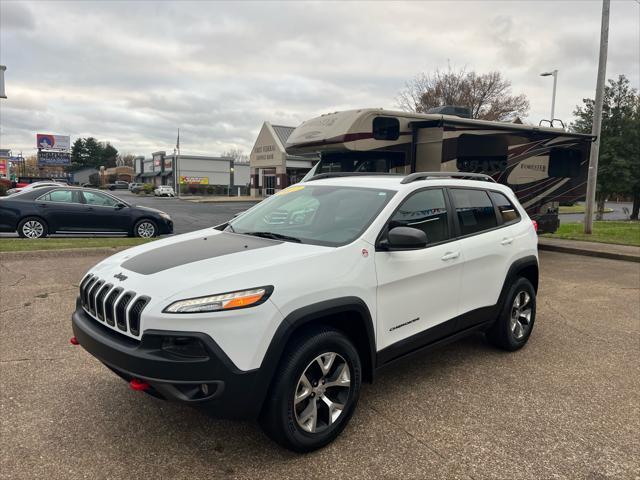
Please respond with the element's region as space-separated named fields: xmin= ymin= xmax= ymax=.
xmin=79 ymin=274 xmax=150 ymax=338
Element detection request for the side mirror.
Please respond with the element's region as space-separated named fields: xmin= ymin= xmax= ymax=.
xmin=385 ymin=226 xmax=427 ymax=249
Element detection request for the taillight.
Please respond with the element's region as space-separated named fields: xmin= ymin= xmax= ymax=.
xmin=532 ymin=220 xmax=538 ymax=233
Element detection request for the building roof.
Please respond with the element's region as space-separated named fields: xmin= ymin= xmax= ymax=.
xmin=271 ymin=125 xmax=296 ymax=149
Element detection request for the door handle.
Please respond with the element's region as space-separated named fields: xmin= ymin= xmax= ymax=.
xmin=37 ymin=203 xmax=47 ymax=208
xmin=441 ymin=251 xmax=460 ymax=261
xmin=501 ymin=237 xmax=514 ymax=246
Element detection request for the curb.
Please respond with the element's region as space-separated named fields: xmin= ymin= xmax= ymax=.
xmin=538 ymin=243 xmax=640 ymax=263
xmin=0 ymin=246 xmax=128 ymax=261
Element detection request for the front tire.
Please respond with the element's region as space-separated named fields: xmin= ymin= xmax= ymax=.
xmin=260 ymin=328 xmax=362 ymax=452
xmin=133 ymin=219 xmax=157 ymax=238
xmin=18 ymin=217 xmax=48 ymax=238
xmin=486 ymin=277 xmax=536 ymax=351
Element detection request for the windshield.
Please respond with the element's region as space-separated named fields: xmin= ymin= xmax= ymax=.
xmin=226 ymin=185 xmax=395 ymax=246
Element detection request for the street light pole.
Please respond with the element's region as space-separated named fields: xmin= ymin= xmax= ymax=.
xmin=584 ymin=0 xmax=610 ymax=234
xmin=540 ymin=69 xmax=558 ymax=121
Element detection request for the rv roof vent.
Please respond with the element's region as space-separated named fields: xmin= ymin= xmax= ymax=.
xmin=425 ymin=105 xmax=472 ymax=118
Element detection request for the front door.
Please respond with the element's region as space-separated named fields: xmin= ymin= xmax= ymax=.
xmin=375 ymin=188 xmax=463 ymax=355
xmin=80 ymin=190 xmax=130 ymax=232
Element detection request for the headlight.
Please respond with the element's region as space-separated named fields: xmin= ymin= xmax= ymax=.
xmin=159 ymin=212 xmax=171 ymax=220
xmin=163 ymin=286 xmax=273 ymax=313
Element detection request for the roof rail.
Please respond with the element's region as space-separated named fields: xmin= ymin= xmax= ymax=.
xmin=306 ymin=172 xmax=401 ymax=182
xmin=400 ymin=172 xmax=497 ymax=184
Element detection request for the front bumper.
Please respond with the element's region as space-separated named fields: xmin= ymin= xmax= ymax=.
xmin=71 ymin=305 xmax=262 ymax=419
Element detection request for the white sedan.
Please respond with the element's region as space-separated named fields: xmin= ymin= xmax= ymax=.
xmin=154 ymin=185 xmax=175 ymax=197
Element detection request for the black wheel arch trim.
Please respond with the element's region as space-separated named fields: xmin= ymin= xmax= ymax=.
xmin=496 ymin=255 xmax=539 ymax=314
xmin=254 ymin=297 xmax=377 ymax=413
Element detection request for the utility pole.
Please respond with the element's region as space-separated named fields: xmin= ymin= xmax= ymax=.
xmin=584 ymin=0 xmax=610 ymax=234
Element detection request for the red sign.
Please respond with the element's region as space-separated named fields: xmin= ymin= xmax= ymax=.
xmin=0 ymin=159 xmax=7 ymax=176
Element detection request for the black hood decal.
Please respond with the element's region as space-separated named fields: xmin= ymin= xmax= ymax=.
xmin=122 ymin=232 xmax=281 ymax=275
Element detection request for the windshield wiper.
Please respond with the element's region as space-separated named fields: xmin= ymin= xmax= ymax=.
xmin=242 ymin=231 xmax=302 ymax=243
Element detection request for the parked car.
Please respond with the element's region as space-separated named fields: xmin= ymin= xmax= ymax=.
xmin=154 ymin=185 xmax=175 ymax=197
xmin=6 ymin=181 xmax=67 ymax=196
xmin=107 ymin=180 xmax=129 ymax=190
xmin=0 ymin=186 xmax=173 ymax=238
xmin=70 ymin=172 xmax=539 ymax=452
xmin=81 ymin=183 xmax=98 ymax=189
xmin=128 ymin=183 xmax=143 ymax=192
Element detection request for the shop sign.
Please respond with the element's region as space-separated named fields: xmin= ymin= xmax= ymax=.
xmin=180 ymin=176 xmax=208 ymax=185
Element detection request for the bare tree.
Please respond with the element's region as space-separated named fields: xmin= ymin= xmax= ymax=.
xmin=396 ymin=67 xmax=530 ymax=121
xmin=117 ymin=153 xmax=137 ymax=167
xmin=222 ymin=148 xmax=249 ymax=164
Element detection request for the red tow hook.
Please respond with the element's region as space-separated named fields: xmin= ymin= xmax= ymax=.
xmin=70 ymin=336 xmax=79 ymax=345
xmin=129 ymin=379 xmax=150 ymax=391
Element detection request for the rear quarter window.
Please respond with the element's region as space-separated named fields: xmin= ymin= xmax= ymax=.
xmin=489 ymin=191 xmax=521 ymax=224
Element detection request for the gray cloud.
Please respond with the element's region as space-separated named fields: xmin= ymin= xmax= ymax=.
xmin=1 ymin=0 xmax=638 ymax=156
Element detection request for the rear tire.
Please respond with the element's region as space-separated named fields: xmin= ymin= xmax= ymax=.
xmin=260 ymin=328 xmax=362 ymax=452
xmin=133 ymin=219 xmax=157 ymax=238
xmin=18 ymin=217 xmax=48 ymax=238
xmin=486 ymin=277 xmax=536 ymax=351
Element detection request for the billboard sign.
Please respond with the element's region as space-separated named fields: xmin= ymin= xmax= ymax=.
xmin=163 ymin=157 xmax=173 ymax=170
xmin=38 ymin=151 xmax=71 ymax=166
xmin=36 ymin=134 xmax=70 ymax=151
xmin=180 ymin=176 xmax=208 ymax=185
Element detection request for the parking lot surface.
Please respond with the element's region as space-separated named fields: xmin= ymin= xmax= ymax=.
xmin=1 ymin=251 xmax=638 ymax=479
xmin=109 ymin=191 xmax=258 ymax=234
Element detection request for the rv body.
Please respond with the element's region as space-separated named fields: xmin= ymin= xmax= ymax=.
xmin=286 ymin=109 xmax=594 ymax=233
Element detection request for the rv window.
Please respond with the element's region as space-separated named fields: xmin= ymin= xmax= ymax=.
xmin=373 ymin=117 xmax=400 ymax=141
xmin=456 ymin=134 xmax=508 ymax=173
xmin=548 ymin=148 xmax=582 ymax=178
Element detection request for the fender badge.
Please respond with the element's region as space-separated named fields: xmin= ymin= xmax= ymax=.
xmin=361 ymin=248 xmax=369 ymax=258
xmin=113 ymin=273 xmax=128 ymax=281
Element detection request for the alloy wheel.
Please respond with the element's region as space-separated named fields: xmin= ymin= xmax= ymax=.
xmin=137 ymin=222 xmax=156 ymax=238
xmin=294 ymin=352 xmax=351 ymax=433
xmin=23 ymin=220 xmax=44 ymax=238
xmin=510 ymin=291 xmax=533 ymax=340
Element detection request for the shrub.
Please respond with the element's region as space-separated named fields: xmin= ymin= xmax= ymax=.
xmin=142 ymin=183 xmax=154 ymax=194
xmin=206 ymin=185 xmax=215 ymax=195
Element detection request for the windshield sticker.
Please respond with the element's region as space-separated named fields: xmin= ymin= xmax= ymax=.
xmin=276 ymin=185 xmax=305 ymax=195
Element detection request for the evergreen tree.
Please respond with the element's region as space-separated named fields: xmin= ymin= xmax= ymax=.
xmin=571 ymin=75 xmax=639 ymax=219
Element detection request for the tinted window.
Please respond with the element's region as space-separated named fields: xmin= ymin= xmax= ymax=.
xmin=373 ymin=117 xmax=400 ymax=141
xmin=489 ymin=191 xmax=521 ymax=224
xmin=450 ymin=188 xmax=497 ymax=235
xmin=390 ymin=189 xmax=449 ymax=244
xmin=83 ymin=191 xmax=119 ymax=207
xmin=548 ymin=148 xmax=582 ymax=178
xmin=38 ymin=189 xmax=80 ymax=203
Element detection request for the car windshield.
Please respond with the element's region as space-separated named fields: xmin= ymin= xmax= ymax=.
xmin=226 ymin=184 xmax=395 ymax=247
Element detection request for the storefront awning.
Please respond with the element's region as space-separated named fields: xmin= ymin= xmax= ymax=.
xmin=161 ymin=171 xmax=172 ymax=176
xmin=140 ymin=171 xmax=160 ymax=177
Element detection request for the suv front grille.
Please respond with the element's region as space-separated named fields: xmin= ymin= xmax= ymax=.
xmin=79 ymin=274 xmax=150 ymax=339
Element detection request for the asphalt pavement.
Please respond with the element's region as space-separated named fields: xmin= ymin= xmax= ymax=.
xmin=107 ymin=190 xmax=258 ymax=234
xmin=1 ymin=251 xmax=638 ymax=479
xmin=559 ymin=201 xmax=632 ymax=224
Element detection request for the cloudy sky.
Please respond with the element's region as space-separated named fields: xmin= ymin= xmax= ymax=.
xmin=1 ymin=0 xmax=638 ymax=157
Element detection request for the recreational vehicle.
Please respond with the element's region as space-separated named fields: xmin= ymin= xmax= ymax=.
xmin=286 ymin=109 xmax=594 ymax=233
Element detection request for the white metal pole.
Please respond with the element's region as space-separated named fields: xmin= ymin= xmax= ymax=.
xmin=550 ymin=70 xmax=558 ymax=120
xmin=584 ymin=0 xmax=610 ymax=234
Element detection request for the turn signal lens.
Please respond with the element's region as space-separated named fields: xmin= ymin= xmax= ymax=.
xmin=164 ymin=287 xmax=272 ymax=314
xmin=532 ymin=220 xmax=538 ymax=233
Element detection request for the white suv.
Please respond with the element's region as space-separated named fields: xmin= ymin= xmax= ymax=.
xmin=71 ymin=172 xmax=538 ymax=452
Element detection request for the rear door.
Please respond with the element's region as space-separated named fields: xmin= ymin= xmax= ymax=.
xmin=375 ymin=188 xmax=463 ymax=355
xmin=448 ymin=187 xmax=515 ymax=328
xmin=35 ymin=189 xmax=86 ymax=231
xmin=80 ymin=190 xmax=130 ymax=232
